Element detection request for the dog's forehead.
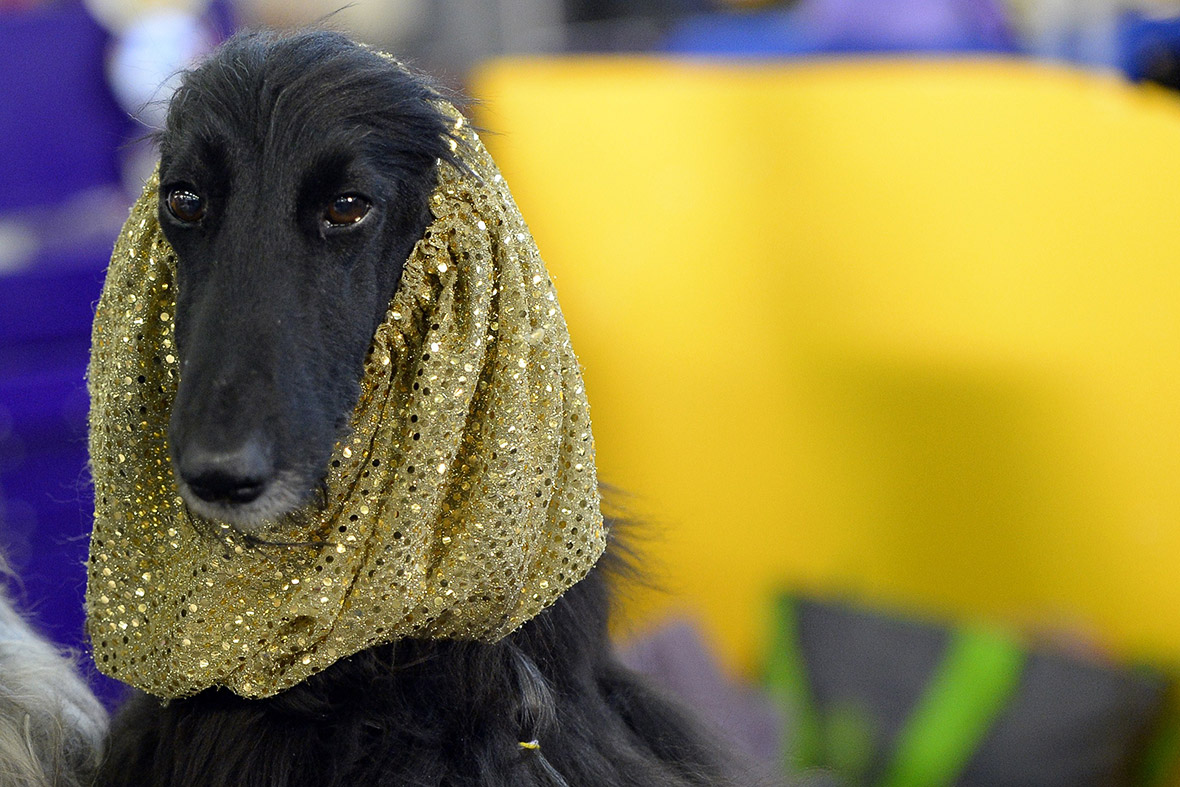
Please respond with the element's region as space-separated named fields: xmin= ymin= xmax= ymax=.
xmin=168 ymin=80 xmax=369 ymax=151
xmin=164 ymin=115 xmax=372 ymax=174
xmin=164 ymin=50 xmax=438 ymax=175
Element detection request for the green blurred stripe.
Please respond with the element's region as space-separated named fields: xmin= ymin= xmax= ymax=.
xmin=1136 ymin=681 xmax=1180 ymax=787
xmin=879 ymin=625 xmax=1025 ymax=787
xmin=767 ymin=595 xmax=823 ymax=772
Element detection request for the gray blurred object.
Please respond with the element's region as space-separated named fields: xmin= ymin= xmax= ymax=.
xmin=234 ymin=0 xmax=432 ymax=51
xmin=777 ymin=596 xmax=1171 ymax=786
xmin=1009 ymin=0 xmax=1180 ymax=65
xmin=963 ymin=651 xmax=1171 ymax=784
xmin=232 ymin=0 xmax=559 ymax=81
xmin=618 ymin=618 xmax=785 ymax=777
xmin=230 ymin=0 xmax=703 ymax=82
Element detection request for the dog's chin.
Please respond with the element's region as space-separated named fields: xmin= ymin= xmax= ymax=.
xmin=177 ymin=470 xmax=314 ymax=534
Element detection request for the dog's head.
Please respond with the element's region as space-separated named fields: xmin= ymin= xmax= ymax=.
xmin=156 ymin=32 xmax=456 ymax=529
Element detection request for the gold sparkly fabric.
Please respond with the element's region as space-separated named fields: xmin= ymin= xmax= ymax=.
xmin=86 ymin=112 xmax=606 ymax=699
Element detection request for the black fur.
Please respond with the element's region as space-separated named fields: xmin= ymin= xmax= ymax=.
xmin=95 ymin=30 xmax=761 ymax=787
xmin=98 ymin=534 xmax=758 ymax=786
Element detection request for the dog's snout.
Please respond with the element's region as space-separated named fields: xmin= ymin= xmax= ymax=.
xmin=179 ymin=437 xmax=274 ymax=506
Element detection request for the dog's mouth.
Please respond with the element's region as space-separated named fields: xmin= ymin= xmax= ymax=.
xmin=177 ymin=468 xmax=316 ymax=533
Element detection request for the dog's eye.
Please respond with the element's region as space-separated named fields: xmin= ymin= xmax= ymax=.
xmin=325 ymin=194 xmax=370 ymax=227
xmin=166 ymin=189 xmax=206 ymax=223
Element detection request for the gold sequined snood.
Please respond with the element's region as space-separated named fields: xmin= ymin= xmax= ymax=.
xmin=86 ymin=110 xmax=606 ymax=699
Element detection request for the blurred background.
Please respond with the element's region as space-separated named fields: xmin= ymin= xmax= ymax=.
xmin=7 ymin=0 xmax=1180 ymax=783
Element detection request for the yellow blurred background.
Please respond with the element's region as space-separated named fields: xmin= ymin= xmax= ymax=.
xmin=471 ymin=57 xmax=1180 ymax=678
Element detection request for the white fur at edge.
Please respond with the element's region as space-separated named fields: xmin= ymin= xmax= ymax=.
xmin=0 ymin=573 xmax=107 ymax=787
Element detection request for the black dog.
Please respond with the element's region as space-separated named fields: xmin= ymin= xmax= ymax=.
xmin=96 ymin=31 xmax=759 ymax=787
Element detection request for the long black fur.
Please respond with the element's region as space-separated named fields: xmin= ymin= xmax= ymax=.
xmin=98 ymin=531 xmax=758 ymax=786
xmin=95 ymin=30 xmax=760 ymax=787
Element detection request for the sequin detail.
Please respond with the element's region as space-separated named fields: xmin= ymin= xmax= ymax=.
xmin=86 ymin=110 xmax=606 ymax=699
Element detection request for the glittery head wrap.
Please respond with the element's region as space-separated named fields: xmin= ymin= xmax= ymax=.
xmin=86 ymin=110 xmax=606 ymax=699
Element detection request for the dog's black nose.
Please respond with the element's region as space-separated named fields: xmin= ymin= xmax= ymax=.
xmin=178 ymin=438 xmax=273 ymax=506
